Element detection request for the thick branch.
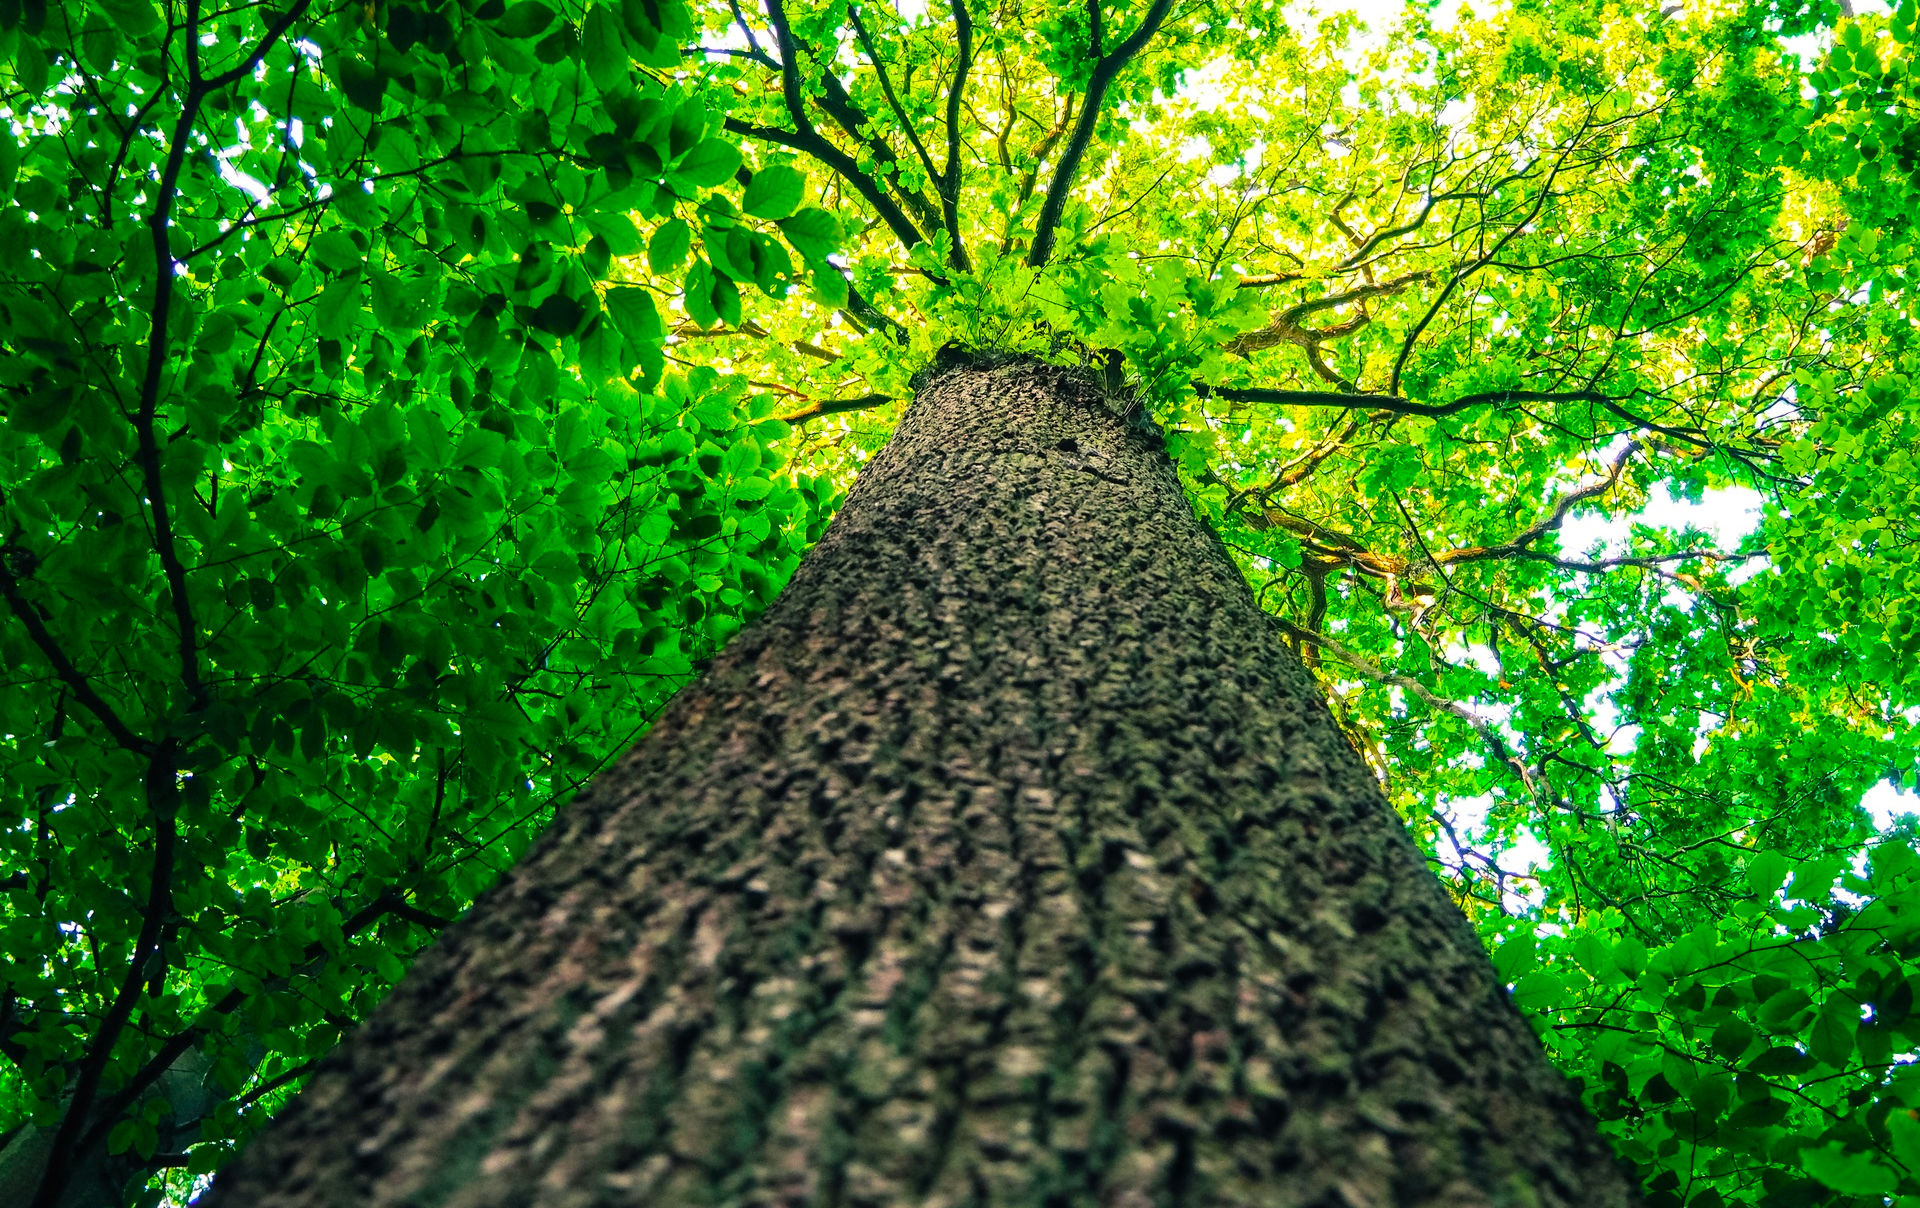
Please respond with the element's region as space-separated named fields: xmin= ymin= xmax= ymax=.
xmin=812 ymin=69 xmax=945 ymax=233
xmin=1199 ymin=384 xmax=1623 ymax=420
xmin=1025 ymin=0 xmax=1176 ymax=267
xmin=724 ymin=118 xmax=926 ymax=252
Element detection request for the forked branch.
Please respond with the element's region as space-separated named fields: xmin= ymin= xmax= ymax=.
xmin=1026 ymin=0 xmax=1177 ymax=268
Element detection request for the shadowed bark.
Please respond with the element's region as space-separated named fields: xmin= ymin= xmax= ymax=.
xmin=201 ymin=354 xmax=1641 ymax=1207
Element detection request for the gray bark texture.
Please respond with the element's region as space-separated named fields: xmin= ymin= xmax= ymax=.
xmin=201 ymin=354 xmax=1641 ymax=1208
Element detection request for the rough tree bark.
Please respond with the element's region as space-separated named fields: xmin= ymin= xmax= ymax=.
xmin=202 ymin=354 xmax=1640 ymax=1207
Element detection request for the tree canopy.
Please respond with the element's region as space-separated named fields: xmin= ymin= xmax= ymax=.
xmin=0 ymin=0 xmax=1916 ymax=1202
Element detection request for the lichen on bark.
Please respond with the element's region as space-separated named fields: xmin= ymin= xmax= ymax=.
xmin=202 ymin=355 xmax=1641 ymax=1207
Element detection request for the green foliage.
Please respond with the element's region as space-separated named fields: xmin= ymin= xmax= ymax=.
xmin=0 ymin=0 xmax=834 ymax=1200
xmin=1511 ymin=836 xmax=1920 ymax=1205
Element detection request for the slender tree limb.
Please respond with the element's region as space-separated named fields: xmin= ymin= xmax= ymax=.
xmin=0 ymin=560 xmax=152 ymax=755
xmin=1427 ymin=438 xmax=1640 ymax=566
xmin=129 ymin=0 xmax=311 ymax=717
xmin=941 ymin=0 xmax=974 ymax=271
xmin=765 ymin=0 xmax=941 ymax=236
xmin=1200 ymin=383 xmax=1632 ymax=420
xmin=1517 ymin=549 xmax=1761 ymax=574
xmin=136 ymin=71 xmax=214 ymax=716
xmin=65 ymin=886 xmax=448 ymax=1172
xmin=724 ymin=117 xmax=927 ymax=252
xmin=724 ymin=0 xmax=780 ymax=69
xmin=846 ymin=4 xmax=942 ymax=188
xmin=1025 ymin=0 xmax=1177 ymax=267
xmin=33 ymin=743 xmax=180 ymax=1208
xmin=767 ymin=392 xmax=895 ymax=425
xmin=811 ymin=69 xmax=945 ymax=233
xmin=1388 ymin=128 xmax=1586 ymax=394
xmin=1012 ymin=93 xmax=1073 ymax=214
xmin=1276 ymin=618 xmax=1542 ymax=796
xmin=235 ymin=1060 xmax=318 ymax=1110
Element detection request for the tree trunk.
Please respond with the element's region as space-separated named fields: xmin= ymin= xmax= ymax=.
xmin=202 ymin=354 xmax=1639 ymax=1208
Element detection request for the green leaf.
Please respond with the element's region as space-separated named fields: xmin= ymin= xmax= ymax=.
xmin=1492 ymin=930 xmax=1537 ymax=982
xmin=1710 ymin=1018 xmax=1756 ymax=1063
xmin=452 ymin=427 xmax=506 ymax=470
xmin=309 ymin=229 xmax=362 ymax=275
xmin=1800 ymin=1143 xmax=1897 ymax=1195
xmin=1747 ymin=1047 xmax=1815 ymax=1076
xmin=649 ymin=218 xmax=691 ymax=274
xmin=1746 ymin=849 xmax=1789 ymax=898
xmin=1890 ymin=1107 xmax=1920 ymax=1171
xmin=370 ymin=270 xmax=440 ymax=334
xmin=580 ymin=4 xmax=628 ymax=93
xmin=777 ymin=207 xmax=840 ymax=260
xmin=742 ymin=164 xmax=805 ymax=220
xmin=530 ymin=292 xmax=588 ymax=335
xmin=676 ymin=138 xmax=740 ymax=188
xmin=682 ymin=259 xmax=719 ymax=327
xmin=583 ymin=212 xmax=644 ymax=256
xmin=312 ymin=268 xmax=365 ymax=339
xmin=605 ymin=286 xmax=664 ymax=346
xmin=1808 ymin=1005 xmax=1856 ymax=1068
xmin=495 ymin=1 xmax=557 ymax=37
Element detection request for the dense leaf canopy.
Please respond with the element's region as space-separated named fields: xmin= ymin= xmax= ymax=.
xmin=0 ymin=0 xmax=1915 ymax=1202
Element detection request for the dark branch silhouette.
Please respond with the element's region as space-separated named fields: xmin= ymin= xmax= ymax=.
xmin=1025 ymin=0 xmax=1177 ymax=268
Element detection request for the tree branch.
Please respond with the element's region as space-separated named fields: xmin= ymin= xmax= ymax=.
xmin=1388 ymin=128 xmax=1587 ymax=394
xmin=33 ymin=743 xmax=179 ymax=1208
xmin=723 ymin=117 xmax=927 ymax=252
xmin=1025 ymin=0 xmax=1176 ymax=267
xmin=766 ymin=392 xmax=894 ymax=425
xmin=941 ymin=0 xmax=973 ymax=271
xmin=0 ymin=558 xmax=152 ymax=754
xmin=1198 ymin=383 xmax=1628 ymax=420
xmin=63 ymin=886 xmax=447 ymax=1173
xmin=1428 ymin=438 xmax=1640 ymax=566
xmin=1275 ymin=618 xmax=1543 ymax=797
xmin=846 ymin=4 xmax=942 ymax=189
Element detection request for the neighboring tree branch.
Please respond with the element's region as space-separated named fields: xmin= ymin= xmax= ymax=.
xmin=1275 ymin=618 xmax=1543 ymax=797
xmin=33 ymin=743 xmax=180 ymax=1208
xmin=722 ymin=0 xmax=929 ymax=253
xmin=1388 ymin=129 xmax=1586 ymax=394
xmin=1235 ymin=271 xmax=1307 ymax=289
xmin=846 ymin=4 xmax=942 ymax=189
xmin=0 ymin=562 xmax=153 ymax=755
xmin=1428 ymin=440 xmax=1639 ymax=566
xmin=941 ymin=0 xmax=973 ymax=271
xmin=724 ymin=119 xmax=927 ymax=252
xmin=1025 ymin=0 xmax=1176 ymax=267
xmin=767 ymin=392 xmax=894 ymax=425
xmin=724 ymin=0 xmax=780 ymax=69
xmin=1198 ymin=383 xmax=1626 ymax=420
xmin=62 ymin=887 xmax=449 ymax=1177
